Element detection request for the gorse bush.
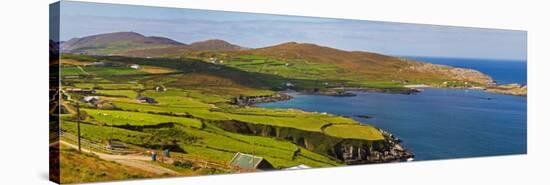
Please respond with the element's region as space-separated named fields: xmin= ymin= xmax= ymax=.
xmin=173 ymin=160 xmax=193 ymax=168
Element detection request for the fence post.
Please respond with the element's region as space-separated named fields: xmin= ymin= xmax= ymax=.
xmin=76 ymin=103 xmax=81 ymax=152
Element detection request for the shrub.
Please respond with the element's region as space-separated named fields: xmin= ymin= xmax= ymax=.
xmin=173 ymin=160 xmax=193 ymax=168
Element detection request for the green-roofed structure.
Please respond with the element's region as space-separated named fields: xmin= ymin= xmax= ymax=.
xmin=229 ymin=152 xmax=274 ymax=171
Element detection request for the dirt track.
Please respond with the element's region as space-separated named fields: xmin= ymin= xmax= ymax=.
xmin=60 ymin=140 xmax=179 ymax=175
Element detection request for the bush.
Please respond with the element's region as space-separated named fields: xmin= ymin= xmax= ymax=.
xmin=197 ymin=168 xmax=225 ymax=175
xmin=173 ymin=160 xmax=193 ymax=168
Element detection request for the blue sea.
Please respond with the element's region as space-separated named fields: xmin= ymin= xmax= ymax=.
xmin=260 ymin=57 xmax=527 ymax=161
xmin=403 ymin=56 xmax=527 ymax=85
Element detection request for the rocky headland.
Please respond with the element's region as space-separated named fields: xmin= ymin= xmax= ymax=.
xmin=486 ymin=83 xmax=527 ymax=96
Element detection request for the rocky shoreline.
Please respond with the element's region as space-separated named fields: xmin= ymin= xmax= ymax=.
xmin=230 ymin=93 xmax=293 ymax=106
xmin=299 ymin=87 xmax=422 ymax=97
xmin=485 ymin=84 xmax=527 ymax=96
xmin=230 ymin=86 xmax=425 ymax=107
xmin=340 ymin=129 xmax=415 ymax=164
xmin=427 ymin=83 xmax=527 ymax=96
xmin=338 ymin=87 xmax=421 ymax=95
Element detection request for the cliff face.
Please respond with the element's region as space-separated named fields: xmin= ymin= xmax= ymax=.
xmin=210 ymin=120 xmax=413 ymax=164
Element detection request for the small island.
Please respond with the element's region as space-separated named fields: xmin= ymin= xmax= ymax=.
xmin=356 ymin=115 xmax=373 ymax=119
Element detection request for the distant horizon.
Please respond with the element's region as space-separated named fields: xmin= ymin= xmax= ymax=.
xmin=60 ymin=31 xmax=527 ymax=62
xmin=398 ymin=55 xmax=527 ymax=62
xmin=59 ymin=1 xmax=527 ymax=61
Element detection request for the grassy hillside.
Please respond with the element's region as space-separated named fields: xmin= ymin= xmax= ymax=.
xmin=126 ymin=42 xmax=493 ymax=90
xmin=199 ymin=42 xmax=493 ymax=88
xmin=59 ymin=53 xmax=392 ymax=174
xmin=59 ymin=147 xmax=159 ymax=184
xmin=62 ymin=32 xmax=495 ymax=90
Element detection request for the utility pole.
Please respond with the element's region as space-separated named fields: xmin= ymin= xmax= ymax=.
xmin=252 ymin=143 xmax=255 ymax=171
xmin=76 ymin=102 xmax=81 ymax=152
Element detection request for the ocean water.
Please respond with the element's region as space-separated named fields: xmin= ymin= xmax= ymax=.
xmin=403 ymin=56 xmax=527 ymax=85
xmin=260 ymin=89 xmax=527 ymax=161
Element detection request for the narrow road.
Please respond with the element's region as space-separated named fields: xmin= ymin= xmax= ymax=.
xmin=60 ymin=140 xmax=179 ymax=176
xmin=76 ymin=66 xmax=90 ymax=75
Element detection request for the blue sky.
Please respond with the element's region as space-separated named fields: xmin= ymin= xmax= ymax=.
xmin=59 ymin=1 xmax=527 ymax=61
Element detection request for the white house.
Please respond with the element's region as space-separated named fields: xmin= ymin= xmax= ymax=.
xmin=285 ymin=164 xmax=311 ymax=170
xmin=130 ymin=64 xmax=140 ymax=69
xmin=82 ymin=96 xmax=99 ymax=104
xmin=155 ymin=85 xmax=167 ymax=92
xmin=285 ymin=82 xmax=294 ymax=87
xmin=208 ymin=57 xmax=217 ymax=63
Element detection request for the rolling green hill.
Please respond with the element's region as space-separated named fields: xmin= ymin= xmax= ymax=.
xmin=61 ymin=32 xmax=184 ymax=55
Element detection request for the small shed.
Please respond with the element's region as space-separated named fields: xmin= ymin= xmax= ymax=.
xmin=229 ymin=152 xmax=274 ymax=171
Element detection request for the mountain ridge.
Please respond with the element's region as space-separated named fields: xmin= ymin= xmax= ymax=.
xmin=61 ymin=32 xmax=244 ymax=55
xmin=188 ymin=39 xmax=244 ymax=51
xmin=61 ymin=32 xmax=183 ymax=54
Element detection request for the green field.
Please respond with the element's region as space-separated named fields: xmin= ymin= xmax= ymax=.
xmin=82 ymin=109 xmax=204 ymax=128
xmin=60 ymin=66 xmax=146 ymax=76
xmin=95 ymin=90 xmax=138 ymax=98
xmin=59 ymin=53 xmax=392 ymax=174
xmin=324 ymin=124 xmax=384 ymax=140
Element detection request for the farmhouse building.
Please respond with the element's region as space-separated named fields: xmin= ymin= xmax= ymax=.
xmin=155 ymin=85 xmax=167 ymax=92
xmin=285 ymin=82 xmax=294 ymax=87
xmin=81 ymin=96 xmax=99 ymax=104
xmin=137 ymin=96 xmax=157 ymax=104
xmin=208 ymin=57 xmax=217 ymax=63
xmin=229 ymin=152 xmax=274 ymax=171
